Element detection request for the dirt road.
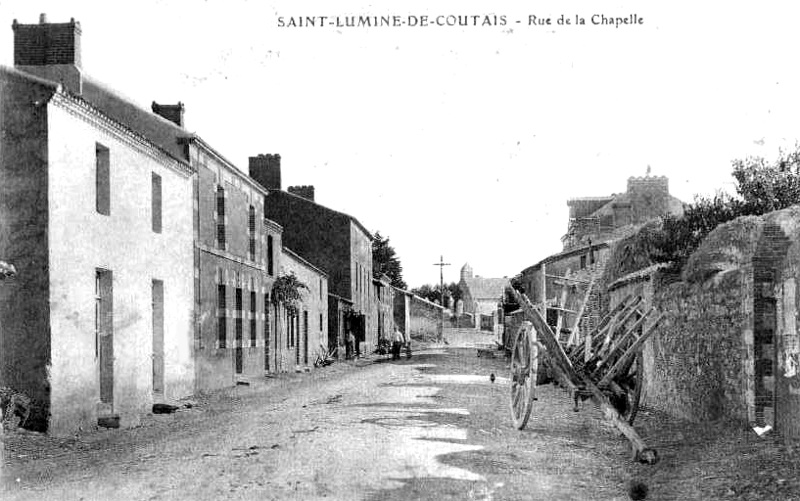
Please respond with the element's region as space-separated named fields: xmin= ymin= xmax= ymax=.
xmin=3 ymin=328 xmax=799 ymax=500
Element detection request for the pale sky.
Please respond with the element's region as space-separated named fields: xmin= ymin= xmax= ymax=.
xmin=2 ymin=1 xmax=799 ymax=287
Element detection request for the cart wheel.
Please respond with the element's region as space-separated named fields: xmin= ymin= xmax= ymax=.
xmin=510 ymin=321 xmax=538 ymax=430
xmin=619 ymin=351 xmax=644 ymax=424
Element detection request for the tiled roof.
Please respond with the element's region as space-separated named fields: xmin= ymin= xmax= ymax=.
xmin=462 ymin=277 xmax=509 ymax=300
xmin=0 ymin=65 xmax=60 ymax=90
xmin=2 ymin=67 xmax=192 ymax=174
xmin=282 ymin=246 xmax=328 ymax=277
xmin=520 ymin=241 xmax=612 ymax=274
xmin=607 ymin=263 xmax=670 ymax=291
xmin=568 ymin=196 xmax=615 ymax=203
xmin=267 ymin=189 xmax=373 ymax=240
xmin=81 ymin=75 xmax=189 ymax=161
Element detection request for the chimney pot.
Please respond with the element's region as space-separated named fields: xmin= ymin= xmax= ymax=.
xmin=151 ymin=101 xmax=185 ymax=128
xmin=249 ymin=154 xmax=282 ymax=191
xmin=13 ymin=15 xmax=83 ymax=93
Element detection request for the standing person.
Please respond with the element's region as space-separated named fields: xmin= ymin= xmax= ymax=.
xmin=347 ymin=330 xmax=355 ymax=360
xmin=392 ymin=327 xmax=404 ymax=360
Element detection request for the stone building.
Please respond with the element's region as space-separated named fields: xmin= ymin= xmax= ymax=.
xmin=55 ymin=31 xmax=281 ymax=390
xmin=186 ymin=136 xmax=280 ymax=390
xmin=512 ymin=173 xmax=684 ymax=349
xmin=279 ymin=247 xmax=329 ymax=371
xmin=0 ymin=16 xmax=295 ymax=434
xmin=515 ymin=243 xmax=611 ymax=344
xmin=249 ymin=158 xmax=375 ymax=358
xmin=458 ymin=263 xmax=509 ymax=332
xmin=562 ymin=175 xmax=684 ymax=250
xmin=0 ymin=18 xmax=195 ymax=434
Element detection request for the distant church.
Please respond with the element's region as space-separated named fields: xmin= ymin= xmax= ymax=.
xmin=457 ymin=263 xmax=509 ymax=321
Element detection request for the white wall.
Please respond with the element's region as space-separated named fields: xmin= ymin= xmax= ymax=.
xmin=46 ymin=101 xmax=195 ymax=434
xmin=281 ymin=251 xmax=328 ymax=366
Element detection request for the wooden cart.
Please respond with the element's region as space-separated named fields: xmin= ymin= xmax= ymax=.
xmin=509 ymin=288 xmax=663 ymax=464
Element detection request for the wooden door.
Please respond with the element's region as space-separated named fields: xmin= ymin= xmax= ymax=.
xmin=152 ymin=279 xmax=164 ymax=395
xmin=97 ymin=270 xmax=114 ymax=408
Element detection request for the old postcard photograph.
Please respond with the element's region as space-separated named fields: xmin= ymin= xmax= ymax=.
xmin=1 ymin=1 xmax=799 ymax=499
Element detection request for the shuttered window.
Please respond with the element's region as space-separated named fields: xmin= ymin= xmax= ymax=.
xmin=96 ymin=143 xmax=110 ymax=215
xmin=152 ymin=173 xmax=162 ymax=233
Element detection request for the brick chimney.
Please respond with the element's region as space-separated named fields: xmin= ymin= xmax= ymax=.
xmin=249 ymin=154 xmax=281 ymax=191
xmin=12 ymin=14 xmax=83 ymax=94
xmin=152 ymin=102 xmax=185 ymax=128
xmin=288 ymin=185 xmax=315 ymax=202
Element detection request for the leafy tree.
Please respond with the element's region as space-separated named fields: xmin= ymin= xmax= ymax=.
xmin=410 ymin=282 xmax=462 ymax=305
xmin=650 ymin=144 xmax=800 ymax=270
xmin=650 ymin=192 xmax=745 ymax=268
xmin=372 ymin=232 xmax=407 ymax=289
xmin=410 ymin=284 xmax=437 ymax=303
xmin=732 ymin=146 xmax=800 ymax=214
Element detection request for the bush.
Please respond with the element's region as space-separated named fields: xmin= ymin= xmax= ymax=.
xmin=649 ymin=144 xmax=800 ymax=272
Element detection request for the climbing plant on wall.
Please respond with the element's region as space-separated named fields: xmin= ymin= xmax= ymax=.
xmin=271 ymin=272 xmax=308 ymax=315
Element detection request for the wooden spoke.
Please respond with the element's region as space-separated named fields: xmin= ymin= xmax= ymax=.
xmin=621 ymin=351 xmax=644 ymax=424
xmin=510 ymin=322 xmax=538 ymax=430
xmin=607 ymin=351 xmax=644 ymax=424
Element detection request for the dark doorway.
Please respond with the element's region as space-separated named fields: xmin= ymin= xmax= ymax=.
xmin=303 ymin=310 xmax=309 ymax=365
xmin=235 ymin=287 xmax=243 ymax=374
xmin=96 ymin=269 xmax=114 ymax=409
xmin=152 ymin=279 xmax=164 ymax=396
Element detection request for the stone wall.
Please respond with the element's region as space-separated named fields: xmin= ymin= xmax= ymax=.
xmin=609 ymin=216 xmax=762 ymax=425
xmin=408 ymin=295 xmax=445 ymax=342
xmin=0 ymin=68 xmax=54 ymax=431
xmin=194 ymin=152 xmax=277 ymax=391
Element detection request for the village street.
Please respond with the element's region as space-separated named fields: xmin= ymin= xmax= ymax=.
xmin=1 ymin=328 xmax=798 ymax=501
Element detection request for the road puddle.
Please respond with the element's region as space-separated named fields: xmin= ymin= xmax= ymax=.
xmin=358 ymin=382 xmax=486 ymax=490
xmin=423 ymin=374 xmax=510 ymax=385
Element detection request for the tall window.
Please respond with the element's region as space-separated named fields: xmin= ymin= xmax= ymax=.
xmin=287 ymin=312 xmax=296 ymax=348
xmin=217 ymin=283 xmax=227 ymax=348
xmin=267 ymin=236 xmax=274 ymax=276
xmin=248 ymin=206 xmax=256 ymax=261
xmin=302 ymin=311 xmax=308 ymax=365
xmin=286 ymin=311 xmax=291 ymax=349
xmin=216 ymin=186 xmax=226 ymax=250
xmin=264 ymin=294 xmax=271 ymax=371
xmin=250 ymin=290 xmax=257 ymax=347
xmin=235 ymin=287 xmax=243 ymax=350
xmin=152 ymin=173 xmax=162 ymax=233
xmin=96 ymin=143 xmax=110 ymax=215
xmin=95 ymin=272 xmax=102 ymax=358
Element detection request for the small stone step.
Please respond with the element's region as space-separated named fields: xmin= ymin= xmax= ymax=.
xmin=97 ymin=414 xmax=120 ymax=429
xmin=152 ymin=403 xmax=180 ymax=414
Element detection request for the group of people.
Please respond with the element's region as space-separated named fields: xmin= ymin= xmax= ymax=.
xmin=344 ymin=327 xmax=409 ymax=360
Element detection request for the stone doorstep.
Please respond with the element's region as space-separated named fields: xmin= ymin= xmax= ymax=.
xmin=96 ymin=401 xmax=118 ymax=428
